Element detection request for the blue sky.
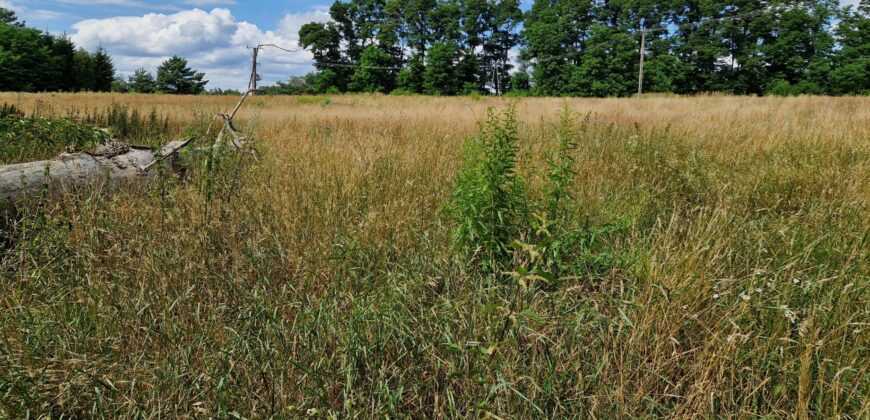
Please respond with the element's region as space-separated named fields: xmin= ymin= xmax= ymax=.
xmin=1 ymin=0 xmax=860 ymax=90
xmin=1 ymin=0 xmax=342 ymax=89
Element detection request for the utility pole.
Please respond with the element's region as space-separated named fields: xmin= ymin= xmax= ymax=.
xmin=247 ymin=46 xmax=260 ymax=96
xmin=637 ymin=30 xmax=646 ymax=98
xmin=494 ymin=65 xmax=500 ymax=96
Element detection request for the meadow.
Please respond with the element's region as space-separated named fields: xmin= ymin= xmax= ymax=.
xmin=0 ymin=92 xmax=868 ymax=418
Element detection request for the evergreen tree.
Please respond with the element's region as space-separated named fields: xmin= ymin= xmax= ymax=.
xmin=155 ymin=55 xmax=208 ymax=94
xmin=92 ymin=47 xmax=115 ymax=92
xmin=53 ymin=36 xmax=77 ymax=91
xmin=0 ymin=7 xmax=22 ymax=26
xmin=0 ymin=9 xmax=124 ymax=93
xmin=72 ymin=48 xmax=95 ymax=92
xmin=111 ymin=75 xmax=129 ymax=93
xmin=127 ymin=68 xmax=156 ymax=93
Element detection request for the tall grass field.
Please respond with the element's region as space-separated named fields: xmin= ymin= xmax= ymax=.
xmin=1 ymin=93 xmax=868 ymax=418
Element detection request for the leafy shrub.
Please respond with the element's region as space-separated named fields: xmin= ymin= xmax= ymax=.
xmin=448 ymin=104 xmax=528 ymax=274
xmin=0 ymin=108 xmax=111 ymax=164
xmin=766 ymin=79 xmax=795 ymax=96
xmin=449 ymin=105 xmax=625 ymax=281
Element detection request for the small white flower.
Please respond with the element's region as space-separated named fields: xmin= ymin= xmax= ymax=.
xmin=740 ymin=292 xmax=751 ymax=301
xmin=792 ymin=278 xmax=800 ymax=285
xmin=755 ymin=288 xmax=763 ymax=294
xmin=713 ymin=293 xmax=720 ymax=299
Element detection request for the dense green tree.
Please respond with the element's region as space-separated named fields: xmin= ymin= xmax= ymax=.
xmin=0 ymin=9 xmax=124 ymax=93
xmin=482 ymin=0 xmax=522 ymax=94
xmin=0 ymin=15 xmax=61 ymax=91
xmin=72 ymin=48 xmax=96 ymax=92
xmin=92 ymin=47 xmax=115 ymax=92
xmin=259 ymin=74 xmax=318 ymax=95
xmin=522 ymin=0 xmax=592 ymax=95
xmin=155 ymin=55 xmax=207 ymax=94
xmin=569 ymin=25 xmax=637 ymax=96
xmin=424 ymin=41 xmax=461 ymax=95
xmin=295 ymin=0 xmax=868 ymax=96
xmin=759 ymin=1 xmax=837 ymax=95
xmin=403 ymin=0 xmax=437 ymax=55
xmin=829 ymin=0 xmax=869 ymax=94
xmin=127 ymin=68 xmax=156 ymax=93
xmin=349 ymin=45 xmax=398 ymax=92
xmin=396 ymin=54 xmax=425 ymax=93
xmin=509 ymin=70 xmax=531 ymax=92
xmin=0 ymin=7 xmax=22 ymax=26
xmin=53 ymin=36 xmax=77 ymax=91
xmin=111 ymin=75 xmax=129 ymax=93
xmin=299 ymin=21 xmax=351 ymax=91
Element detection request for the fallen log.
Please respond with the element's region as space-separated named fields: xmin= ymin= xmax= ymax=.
xmin=0 ymin=139 xmax=192 ymax=206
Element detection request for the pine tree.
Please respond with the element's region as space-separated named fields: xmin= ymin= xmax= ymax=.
xmin=92 ymin=47 xmax=115 ymax=92
xmin=127 ymin=68 xmax=156 ymax=93
xmin=53 ymin=36 xmax=77 ymax=91
xmin=73 ymin=48 xmax=96 ymax=92
xmin=155 ymin=55 xmax=208 ymax=94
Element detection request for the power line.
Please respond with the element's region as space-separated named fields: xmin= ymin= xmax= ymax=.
xmin=257 ymin=43 xmax=300 ymax=54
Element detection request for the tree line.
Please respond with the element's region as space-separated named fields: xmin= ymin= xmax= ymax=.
xmin=1 ymin=8 xmax=209 ymax=94
xmin=297 ymin=0 xmax=869 ymax=96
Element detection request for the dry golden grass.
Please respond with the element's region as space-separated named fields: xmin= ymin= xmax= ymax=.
xmin=1 ymin=92 xmax=868 ymax=418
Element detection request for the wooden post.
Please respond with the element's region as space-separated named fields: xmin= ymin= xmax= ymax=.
xmin=248 ymin=46 xmax=259 ymax=96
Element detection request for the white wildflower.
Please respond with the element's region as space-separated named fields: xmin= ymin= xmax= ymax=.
xmin=780 ymin=305 xmax=798 ymax=324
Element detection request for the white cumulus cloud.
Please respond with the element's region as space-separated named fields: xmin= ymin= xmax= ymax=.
xmin=69 ymin=7 xmax=330 ymax=90
xmin=183 ymin=0 xmax=238 ymax=6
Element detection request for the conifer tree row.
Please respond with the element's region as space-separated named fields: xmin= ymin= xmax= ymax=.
xmin=0 ymin=9 xmax=115 ymax=93
xmin=298 ymin=0 xmax=869 ymax=96
xmin=1 ymin=9 xmax=209 ymax=94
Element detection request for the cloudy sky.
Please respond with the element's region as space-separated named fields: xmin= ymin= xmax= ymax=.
xmin=1 ymin=0 xmax=862 ymax=90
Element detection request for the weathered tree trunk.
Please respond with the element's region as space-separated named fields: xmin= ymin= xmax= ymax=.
xmin=0 ymin=140 xmax=190 ymax=205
